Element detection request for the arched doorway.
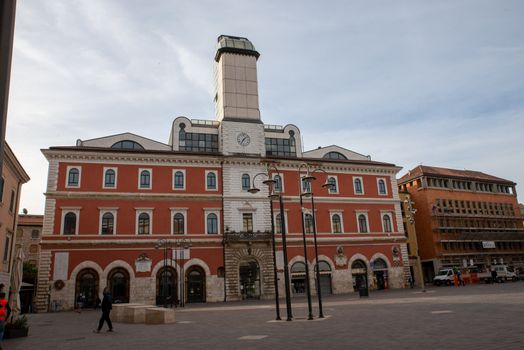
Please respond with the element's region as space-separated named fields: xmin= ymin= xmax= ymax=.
xmin=107 ymin=268 xmax=130 ymax=303
xmin=156 ymin=266 xmax=177 ymax=306
xmin=239 ymin=260 xmax=261 ymax=300
xmin=75 ymin=268 xmax=99 ymax=308
xmin=291 ymin=262 xmax=306 ymax=295
xmin=372 ymin=258 xmax=389 ymax=290
xmin=351 ymin=260 xmax=368 ymax=292
xmin=315 ymin=261 xmax=332 ymax=295
xmin=186 ymin=266 xmax=205 ymax=303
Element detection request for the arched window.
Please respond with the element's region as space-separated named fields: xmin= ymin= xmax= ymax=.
xmin=140 ymin=170 xmax=151 ymax=189
xmin=328 ymin=177 xmax=337 ymax=193
xmin=68 ymin=168 xmax=80 ymax=187
xmin=383 ymin=214 xmax=392 ymax=233
xmin=354 ymin=178 xmax=363 ymax=194
xmin=301 ymin=177 xmax=311 ymax=194
xmin=104 ymin=169 xmax=116 ymax=188
xmin=291 ymin=262 xmax=306 ymax=273
xmin=304 ymin=213 xmax=314 ymax=233
xmin=207 ymin=213 xmax=218 ymax=234
xmin=358 ymin=214 xmax=368 ymax=233
xmin=75 ymin=268 xmax=99 ymax=308
xmin=378 ymin=179 xmax=387 ymax=195
xmin=174 ymin=171 xmax=184 ymax=189
xmin=274 ymin=175 xmax=282 ymax=192
xmin=332 ymin=214 xmax=342 ymax=233
xmin=323 ymin=151 xmax=347 ymax=160
xmin=207 ymin=172 xmax=217 ymax=190
xmin=241 ymin=174 xmax=250 ymax=191
xmin=111 ymin=140 xmax=144 ymax=150
xmin=173 ymin=213 xmax=184 ymax=234
xmin=101 ymin=212 xmax=114 ymax=235
xmin=315 ymin=261 xmax=332 ymax=272
xmin=63 ymin=212 xmax=77 ymax=235
xmin=138 ymin=213 xmax=150 ymax=234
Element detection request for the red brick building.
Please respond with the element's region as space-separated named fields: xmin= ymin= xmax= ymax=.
xmin=398 ymin=165 xmax=524 ymax=281
xmin=36 ymin=36 xmax=409 ymax=312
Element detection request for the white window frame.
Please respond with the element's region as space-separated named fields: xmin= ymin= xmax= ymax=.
xmin=65 ymin=166 xmax=82 ymax=188
xmin=204 ymin=209 xmax=221 ymax=235
xmin=273 ymin=210 xmax=289 ymax=234
xmin=327 ymin=175 xmax=339 ymax=194
xmin=355 ymin=211 xmax=370 ymax=233
xmin=329 ymin=211 xmax=344 ymax=233
xmin=377 ymin=177 xmax=388 ymax=196
xmin=60 ymin=208 xmax=81 ymax=235
xmin=205 ymin=170 xmax=218 ymax=192
xmin=99 ymin=208 xmax=118 ymax=235
xmin=103 ymin=167 xmax=118 ymax=189
xmin=138 ymin=168 xmax=152 ymax=190
xmin=272 ymin=173 xmax=285 ymax=193
xmin=170 ymin=208 xmax=188 ymax=235
xmin=135 ymin=208 xmax=154 ymax=235
xmin=173 ymin=169 xmax=186 ymax=191
xmin=381 ymin=211 xmax=394 ymax=233
xmin=353 ymin=176 xmax=364 ymax=195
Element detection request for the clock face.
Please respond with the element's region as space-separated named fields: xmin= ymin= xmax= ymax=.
xmin=237 ymin=132 xmax=251 ymax=146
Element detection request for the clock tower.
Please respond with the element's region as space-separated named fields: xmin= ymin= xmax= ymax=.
xmin=214 ymin=35 xmax=265 ymax=156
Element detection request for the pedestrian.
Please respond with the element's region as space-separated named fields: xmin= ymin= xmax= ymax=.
xmin=95 ymin=288 xmax=113 ymax=333
xmin=457 ymin=270 xmax=463 ymax=286
xmin=0 ymin=292 xmax=12 ymax=349
xmin=408 ymin=275 xmax=414 ymax=289
xmin=76 ymin=293 xmax=83 ymax=313
xmin=491 ymin=268 xmax=498 ymax=284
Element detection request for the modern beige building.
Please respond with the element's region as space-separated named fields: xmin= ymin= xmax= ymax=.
xmin=0 ymin=143 xmax=30 ymax=291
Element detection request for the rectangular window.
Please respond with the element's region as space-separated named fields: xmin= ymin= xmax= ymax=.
xmin=31 ymin=229 xmax=40 ymax=239
xmin=3 ymin=236 xmax=10 ymax=262
xmin=0 ymin=177 xmax=4 ymax=202
xmin=9 ymin=190 xmax=15 ymax=212
xmin=243 ymin=213 xmax=253 ymax=233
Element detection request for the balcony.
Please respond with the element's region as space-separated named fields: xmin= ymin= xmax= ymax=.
xmin=224 ymin=231 xmax=272 ymax=243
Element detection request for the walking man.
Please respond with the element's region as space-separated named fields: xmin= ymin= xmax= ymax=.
xmin=95 ymin=288 xmax=113 ymax=333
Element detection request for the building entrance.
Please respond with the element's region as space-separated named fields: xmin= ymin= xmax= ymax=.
xmin=239 ymin=260 xmax=261 ymax=300
xmin=187 ymin=267 xmax=205 ymax=303
xmin=75 ymin=268 xmax=99 ymax=308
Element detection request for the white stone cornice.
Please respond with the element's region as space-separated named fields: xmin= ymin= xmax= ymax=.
xmin=45 ymin=191 xmax=223 ymax=201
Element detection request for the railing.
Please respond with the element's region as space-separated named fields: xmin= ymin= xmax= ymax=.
xmin=224 ymin=231 xmax=272 ymax=242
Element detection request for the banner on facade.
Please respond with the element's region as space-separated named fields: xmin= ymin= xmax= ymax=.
xmin=172 ymin=248 xmax=190 ymax=260
xmin=482 ymin=241 xmax=496 ymax=249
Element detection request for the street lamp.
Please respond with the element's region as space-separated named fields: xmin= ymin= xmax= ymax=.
xmin=175 ymin=238 xmax=192 ymax=307
xmin=249 ymin=165 xmax=292 ymax=321
xmin=155 ymin=239 xmax=170 ymax=308
xmin=298 ymin=163 xmax=334 ymax=319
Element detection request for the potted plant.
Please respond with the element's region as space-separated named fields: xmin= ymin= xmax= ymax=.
xmin=3 ymin=315 xmax=29 ymax=338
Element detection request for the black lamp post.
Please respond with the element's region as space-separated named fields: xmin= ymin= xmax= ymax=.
xmin=175 ymin=238 xmax=192 ymax=307
xmin=298 ymin=181 xmax=314 ymax=320
xmin=155 ymin=239 xmax=169 ymax=308
xmin=298 ymin=164 xmax=334 ymax=319
xmin=249 ymin=166 xmax=292 ymax=321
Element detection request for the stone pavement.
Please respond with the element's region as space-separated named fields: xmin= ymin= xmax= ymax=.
xmin=4 ymin=282 xmax=524 ymax=350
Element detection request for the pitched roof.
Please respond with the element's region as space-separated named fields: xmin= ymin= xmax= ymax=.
xmin=398 ymin=165 xmax=515 ymax=185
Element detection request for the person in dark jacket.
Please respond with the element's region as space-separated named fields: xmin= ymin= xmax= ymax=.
xmin=95 ymin=288 xmax=113 ymax=333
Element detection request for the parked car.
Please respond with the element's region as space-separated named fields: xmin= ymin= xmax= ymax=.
xmin=433 ymin=268 xmax=454 ymax=286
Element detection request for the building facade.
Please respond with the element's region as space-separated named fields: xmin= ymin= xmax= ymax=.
xmin=36 ymin=35 xmax=409 ymax=312
xmin=0 ymin=143 xmax=30 ymax=292
xmin=398 ymin=165 xmax=524 ymax=281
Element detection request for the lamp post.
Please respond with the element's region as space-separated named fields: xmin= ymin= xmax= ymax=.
xmin=155 ymin=239 xmax=169 ymax=308
xmin=299 ymin=185 xmax=314 ymax=320
xmin=249 ymin=165 xmax=292 ymax=321
xmin=298 ymin=164 xmax=334 ymax=319
xmin=176 ymin=238 xmax=192 ymax=307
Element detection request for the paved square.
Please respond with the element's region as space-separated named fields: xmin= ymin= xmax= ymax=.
xmin=5 ymin=283 xmax=524 ymax=349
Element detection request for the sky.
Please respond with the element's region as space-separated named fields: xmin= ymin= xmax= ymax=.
xmin=6 ymin=0 xmax=524 ymax=214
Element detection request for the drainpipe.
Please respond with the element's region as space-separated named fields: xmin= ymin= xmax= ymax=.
xmin=221 ymin=160 xmax=226 ymax=302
